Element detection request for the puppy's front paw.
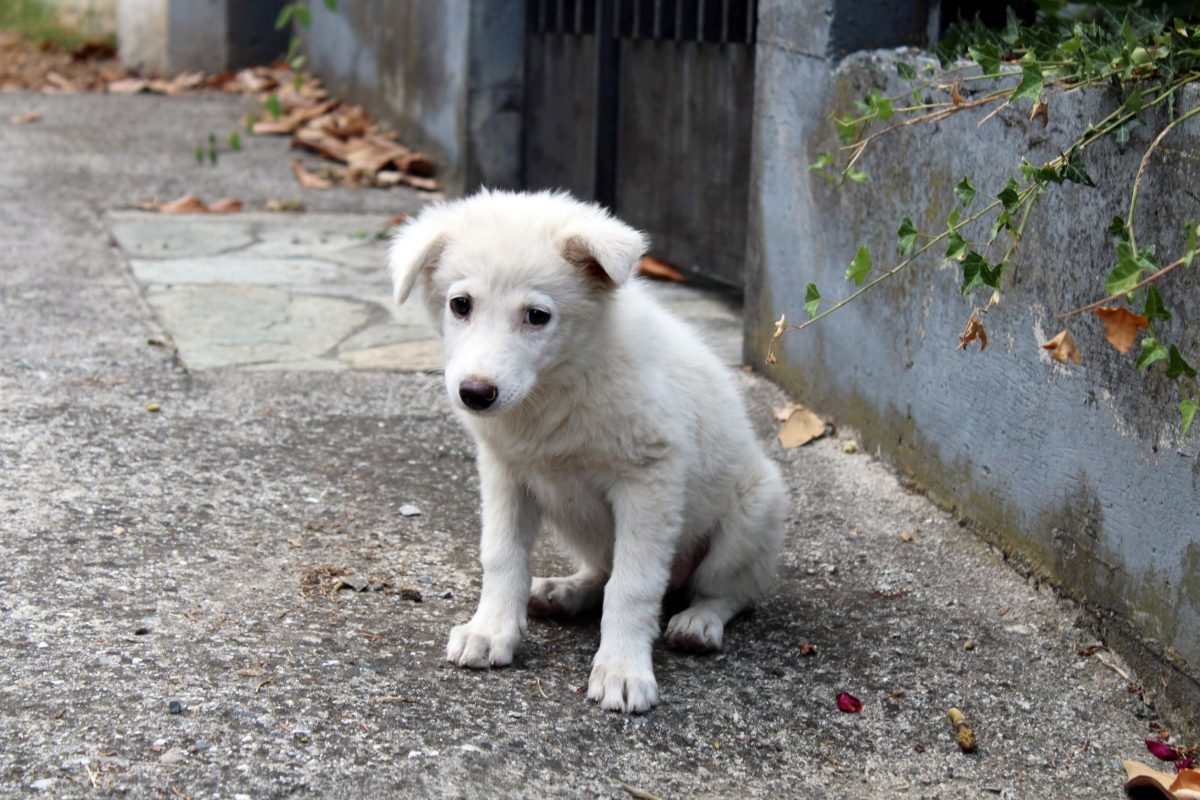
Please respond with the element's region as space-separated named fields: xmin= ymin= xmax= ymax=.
xmin=446 ymin=618 xmax=522 ymax=669
xmin=587 ymin=652 xmax=658 ymax=713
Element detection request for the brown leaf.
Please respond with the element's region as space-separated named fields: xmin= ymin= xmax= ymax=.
xmin=778 ymin=407 xmax=827 ymax=449
xmin=637 ymin=256 xmax=686 ymax=282
xmin=399 ymin=174 xmax=442 ymax=192
xmin=158 ymin=195 xmax=209 ymax=214
xmin=43 ymin=71 xmax=79 ymax=92
xmin=8 ymin=110 xmax=42 ymax=124
xmin=957 ymin=308 xmax=987 ymax=351
xmin=291 ymin=159 xmax=332 ymax=189
xmin=1029 ymin=100 xmax=1049 ymax=127
xmin=293 ymin=127 xmax=352 ymax=161
xmin=1123 ymin=760 xmax=1181 ymax=799
xmin=950 ymin=80 xmax=964 ymax=106
xmin=106 ymin=77 xmax=148 ymax=94
xmin=343 ymin=135 xmax=410 ymax=172
xmin=396 ymin=152 xmax=437 ymax=177
xmin=207 ymin=198 xmax=243 ymax=213
xmin=1094 ymin=306 xmax=1149 ymax=353
xmin=385 ymin=213 xmax=409 ymax=228
xmin=1042 ymin=329 xmax=1082 ymax=365
xmin=772 ymin=402 xmax=802 ymax=423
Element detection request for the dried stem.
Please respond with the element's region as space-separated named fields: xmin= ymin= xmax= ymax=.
xmin=1056 ymin=256 xmax=1189 ymax=318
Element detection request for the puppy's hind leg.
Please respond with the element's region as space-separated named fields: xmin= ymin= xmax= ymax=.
xmin=666 ymin=460 xmax=787 ymax=653
xmin=529 ymin=566 xmax=606 ymax=617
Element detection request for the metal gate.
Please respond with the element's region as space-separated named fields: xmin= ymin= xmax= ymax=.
xmin=523 ymin=0 xmax=758 ymax=289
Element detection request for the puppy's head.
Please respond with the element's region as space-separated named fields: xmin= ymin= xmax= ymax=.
xmin=389 ymin=190 xmax=647 ymax=415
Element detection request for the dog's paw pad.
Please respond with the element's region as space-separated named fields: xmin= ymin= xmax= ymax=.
xmin=446 ymin=620 xmax=521 ymax=669
xmin=665 ymin=608 xmax=724 ymax=652
xmin=587 ymin=657 xmax=658 ymax=714
xmin=529 ymin=575 xmax=602 ymax=617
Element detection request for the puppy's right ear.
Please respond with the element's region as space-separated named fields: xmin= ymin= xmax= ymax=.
xmin=389 ymin=215 xmax=448 ymax=304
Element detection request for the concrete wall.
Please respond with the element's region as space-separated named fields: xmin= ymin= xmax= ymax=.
xmin=748 ymin=0 xmax=1200 ymax=729
xmin=117 ymin=0 xmax=288 ymax=74
xmin=306 ymin=0 xmax=524 ymax=195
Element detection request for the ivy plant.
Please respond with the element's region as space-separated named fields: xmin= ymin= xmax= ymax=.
xmin=771 ymin=2 xmax=1200 ymax=435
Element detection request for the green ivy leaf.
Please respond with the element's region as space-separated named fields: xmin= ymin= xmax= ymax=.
xmin=961 ymin=251 xmax=1000 ymax=295
xmin=294 ymin=3 xmax=312 ymax=28
xmin=846 ymin=245 xmax=872 ymax=286
xmin=1009 ymin=57 xmax=1044 ymax=105
xmin=997 ymin=179 xmax=1020 ymax=212
xmin=835 ymin=116 xmax=858 ymax=145
xmin=955 ymin=176 xmax=977 ymax=208
xmin=897 ymin=216 xmax=918 ymax=257
xmin=1104 ymin=241 xmax=1147 ymax=295
xmin=1115 ymin=117 xmax=1143 ymax=153
xmin=1143 ymin=285 xmax=1171 ymax=323
xmin=1182 ymin=398 xmax=1198 ymax=436
xmin=1166 ymin=346 xmax=1197 ymax=380
xmin=808 ymin=151 xmax=833 ymax=170
xmin=324 ymin=0 xmax=338 ymax=9
xmin=947 ymin=208 xmax=961 ymax=229
xmin=968 ymin=41 xmax=1002 ymax=76
xmin=1061 ymin=148 xmax=1096 ymax=187
xmin=845 ymin=165 xmax=870 ymax=183
xmin=1136 ymin=335 xmax=1169 ymax=370
xmin=897 ymin=62 xmax=917 ymax=80
xmin=274 ymin=3 xmax=295 ymax=29
xmin=804 ymin=283 xmax=822 ymax=318
xmin=264 ymin=94 xmax=282 ymax=121
xmin=945 ymin=231 xmax=967 ymax=261
xmin=1107 ymin=216 xmax=1130 ymax=241
xmin=227 ymin=131 xmax=242 ymax=152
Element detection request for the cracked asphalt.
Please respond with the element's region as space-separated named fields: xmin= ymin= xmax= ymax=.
xmin=0 ymin=90 xmax=1164 ymax=798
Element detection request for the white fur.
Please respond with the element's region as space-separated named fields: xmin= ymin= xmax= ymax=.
xmin=390 ymin=189 xmax=787 ymax=713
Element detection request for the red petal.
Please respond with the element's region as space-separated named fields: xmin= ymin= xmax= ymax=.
xmin=836 ymin=692 xmax=863 ymax=713
xmin=1176 ymin=756 xmax=1196 ymax=772
xmin=1146 ymin=738 xmax=1180 ymax=761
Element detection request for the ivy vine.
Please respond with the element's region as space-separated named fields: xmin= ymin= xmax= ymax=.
xmin=770 ymin=3 xmax=1200 ymax=435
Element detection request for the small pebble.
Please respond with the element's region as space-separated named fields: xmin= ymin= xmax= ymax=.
xmin=146 ymin=402 xmax=160 ymax=413
xmin=842 ymin=440 xmax=858 ymax=454
xmin=416 ymin=575 xmax=435 ymax=585
xmin=440 ymin=590 xmax=453 ymax=599
xmin=134 ymin=627 xmax=150 ymax=636
xmin=168 ymin=700 xmax=183 ymax=715
xmin=399 ymin=504 xmax=421 ymax=517
xmin=964 ymin=640 xmax=976 ymax=651
xmin=158 ymin=749 xmax=186 ymax=765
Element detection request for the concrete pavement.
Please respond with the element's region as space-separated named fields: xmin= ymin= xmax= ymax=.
xmin=0 ymin=90 xmax=1167 ymax=798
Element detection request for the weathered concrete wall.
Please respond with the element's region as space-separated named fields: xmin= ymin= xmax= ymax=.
xmin=748 ymin=1 xmax=1200 ymax=729
xmin=306 ymin=0 xmax=524 ymax=195
xmin=117 ymin=0 xmax=287 ymax=74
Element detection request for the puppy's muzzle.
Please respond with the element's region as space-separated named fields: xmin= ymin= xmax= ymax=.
xmin=459 ymin=379 xmax=499 ymax=411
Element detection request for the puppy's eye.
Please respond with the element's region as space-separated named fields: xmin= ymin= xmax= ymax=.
xmin=449 ymin=296 xmax=472 ymax=318
xmin=524 ymin=307 xmax=552 ymax=326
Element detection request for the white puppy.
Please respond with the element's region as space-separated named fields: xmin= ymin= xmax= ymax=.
xmin=389 ymin=189 xmax=787 ymax=713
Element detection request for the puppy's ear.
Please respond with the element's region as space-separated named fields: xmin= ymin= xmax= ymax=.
xmin=389 ymin=215 xmax=449 ymax=304
xmin=561 ymin=212 xmax=648 ymax=289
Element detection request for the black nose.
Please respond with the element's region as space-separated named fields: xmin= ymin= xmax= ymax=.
xmin=459 ymin=379 xmax=498 ymax=410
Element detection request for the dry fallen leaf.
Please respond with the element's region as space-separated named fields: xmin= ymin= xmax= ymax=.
xmin=1042 ymin=329 xmax=1082 ymax=365
xmin=957 ymin=308 xmax=987 ymax=351
xmin=9 ymin=110 xmax=43 ymax=124
xmin=772 ymin=402 xmax=802 ymax=423
xmin=1029 ymin=100 xmax=1049 ymax=127
xmin=899 ymin=530 xmax=917 ymax=544
xmin=291 ymin=159 xmax=332 ymax=189
xmin=637 ymin=256 xmax=686 ymax=282
xmin=106 ymin=77 xmax=148 ymax=94
xmin=950 ymin=80 xmax=964 ymax=106
xmin=778 ymin=407 xmax=826 ymax=448
xmin=1094 ymin=306 xmax=1149 ymax=353
xmin=384 ymin=212 xmax=408 ymax=228
xmin=207 ymin=198 xmax=243 ymax=213
xmin=158 ymin=195 xmax=209 ymax=214
xmin=1124 ymin=760 xmax=1200 ymax=799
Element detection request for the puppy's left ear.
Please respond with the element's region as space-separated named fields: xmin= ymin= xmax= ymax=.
xmin=389 ymin=214 xmax=449 ymax=304
xmin=561 ymin=211 xmax=648 ymax=289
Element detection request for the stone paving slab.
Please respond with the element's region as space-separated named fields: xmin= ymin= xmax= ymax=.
xmin=110 ymin=211 xmax=745 ymax=374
